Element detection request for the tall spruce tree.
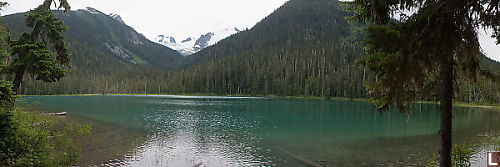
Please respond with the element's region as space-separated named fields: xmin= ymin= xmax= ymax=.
xmin=8 ymin=0 xmax=71 ymax=100
xmin=342 ymin=0 xmax=500 ymax=166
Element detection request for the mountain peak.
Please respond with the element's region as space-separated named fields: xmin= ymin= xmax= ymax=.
xmin=156 ymin=35 xmax=177 ymax=44
xmin=155 ymin=27 xmax=241 ymax=56
xmin=109 ymin=13 xmax=125 ymax=24
xmin=81 ymin=7 xmax=102 ymax=14
xmin=181 ymin=38 xmax=193 ymax=43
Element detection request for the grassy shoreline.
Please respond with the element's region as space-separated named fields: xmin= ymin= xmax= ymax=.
xmin=414 ymin=100 xmax=500 ymax=110
xmin=20 ymin=93 xmax=500 ymax=110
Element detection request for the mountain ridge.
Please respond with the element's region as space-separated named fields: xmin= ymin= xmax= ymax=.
xmin=155 ymin=27 xmax=241 ymax=56
xmin=0 ymin=2 xmax=498 ymax=103
xmin=2 ymin=7 xmax=184 ymax=94
xmin=160 ymin=0 xmax=500 ymax=103
xmin=3 ymin=7 xmax=183 ymax=69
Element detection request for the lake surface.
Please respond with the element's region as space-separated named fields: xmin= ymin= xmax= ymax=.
xmin=22 ymin=95 xmax=500 ymax=166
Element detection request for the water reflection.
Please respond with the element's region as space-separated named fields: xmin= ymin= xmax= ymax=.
xmin=22 ymin=96 xmax=500 ymax=166
xmin=127 ymin=99 xmax=269 ymax=166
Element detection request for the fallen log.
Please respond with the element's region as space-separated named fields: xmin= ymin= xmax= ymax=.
xmin=48 ymin=112 xmax=67 ymax=116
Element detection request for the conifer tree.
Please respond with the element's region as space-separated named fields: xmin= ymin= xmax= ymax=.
xmin=8 ymin=0 xmax=71 ymax=99
xmin=0 ymin=2 xmax=14 ymax=107
xmin=342 ymin=0 xmax=500 ymax=166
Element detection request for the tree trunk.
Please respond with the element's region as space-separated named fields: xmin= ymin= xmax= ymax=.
xmin=7 ymin=67 xmax=26 ymax=110
xmin=12 ymin=69 xmax=25 ymax=94
xmin=439 ymin=55 xmax=453 ymax=167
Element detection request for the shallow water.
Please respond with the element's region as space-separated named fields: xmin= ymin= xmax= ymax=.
xmin=22 ymin=95 xmax=500 ymax=166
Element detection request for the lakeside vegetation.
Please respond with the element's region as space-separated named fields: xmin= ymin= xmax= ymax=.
xmin=0 ymin=0 xmax=93 ymax=166
xmin=0 ymin=0 xmax=499 ymax=166
xmin=0 ymin=104 xmax=91 ymax=166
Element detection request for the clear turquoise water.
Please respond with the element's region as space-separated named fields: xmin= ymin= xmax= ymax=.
xmin=22 ymin=95 xmax=500 ymax=166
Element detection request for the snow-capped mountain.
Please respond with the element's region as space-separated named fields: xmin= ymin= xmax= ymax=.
xmin=155 ymin=27 xmax=241 ymax=56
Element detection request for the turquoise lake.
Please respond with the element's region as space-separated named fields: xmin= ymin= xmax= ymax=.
xmin=22 ymin=95 xmax=500 ymax=166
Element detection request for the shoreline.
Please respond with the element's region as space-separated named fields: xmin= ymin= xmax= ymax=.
xmin=25 ymin=107 xmax=147 ymax=166
xmin=20 ymin=95 xmax=500 ymax=166
xmin=59 ymin=114 xmax=146 ymax=166
xmin=20 ymin=93 xmax=500 ymax=110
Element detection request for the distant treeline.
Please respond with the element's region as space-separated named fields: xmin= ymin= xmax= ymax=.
xmin=19 ymin=42 xmax=500 ymax=104
xmin=17 ymin=0 xmax=500 ymax=103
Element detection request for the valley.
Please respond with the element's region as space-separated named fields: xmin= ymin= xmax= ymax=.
xmin=2 ymin=1 xmax=498 ymax=104
xmin=1 ymin=0 xmax=500 ymax=166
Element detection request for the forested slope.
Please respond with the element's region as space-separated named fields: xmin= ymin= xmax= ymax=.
xmin=2 ymin=0 xmax=499 ymax=103
xmin=164 ymin=0 xmax=500 ymax=102
xmin=2 ymin=8 xmax=183 ymax=94
xmin=171 ymin=0 xmax=369 ymax=98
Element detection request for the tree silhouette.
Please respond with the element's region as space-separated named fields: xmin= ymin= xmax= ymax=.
xmin=8 ymin=0 xmax=71 ymax=102
xmin=342 ymin=0 xmax=500 ymax=166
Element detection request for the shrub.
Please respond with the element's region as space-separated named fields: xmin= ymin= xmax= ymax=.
xmin=426 ymin=144 xmax=473 ymax=167
xmin=0 ymin=107 xmax=91 ymax=166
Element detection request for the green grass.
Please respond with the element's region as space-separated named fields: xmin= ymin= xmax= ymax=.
xmin=453 ymin=102 xmax=500 ymax=110
xmin=415 ymin=100 xmax=500 ymax=111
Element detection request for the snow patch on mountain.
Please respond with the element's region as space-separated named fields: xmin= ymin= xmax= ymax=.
xmin=79 ymin=8 xmax=125 ymax=25
xmin=109 ymin=13 xmax=125 ymax=24
xmin=156 ymin=35 xmax=197 ymax=56
xmin=155 ymin=27 xmax=241 ymax=56
xmin=80 ymin=7 xmax=102 ymax=14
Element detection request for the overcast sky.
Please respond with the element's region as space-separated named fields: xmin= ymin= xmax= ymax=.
xmin=2 ymin=0 xmax=500 ymax=62
xmin=2 ymin=0 xmax=289 ymax=40
xmin=478 ymin=29 xmax=500 ymax=62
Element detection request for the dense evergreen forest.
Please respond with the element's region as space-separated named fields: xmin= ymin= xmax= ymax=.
xmin=2 ymin=8 xmax=183 ymax=75
xmin=2 ymin=0 xmax=500 ymax=103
